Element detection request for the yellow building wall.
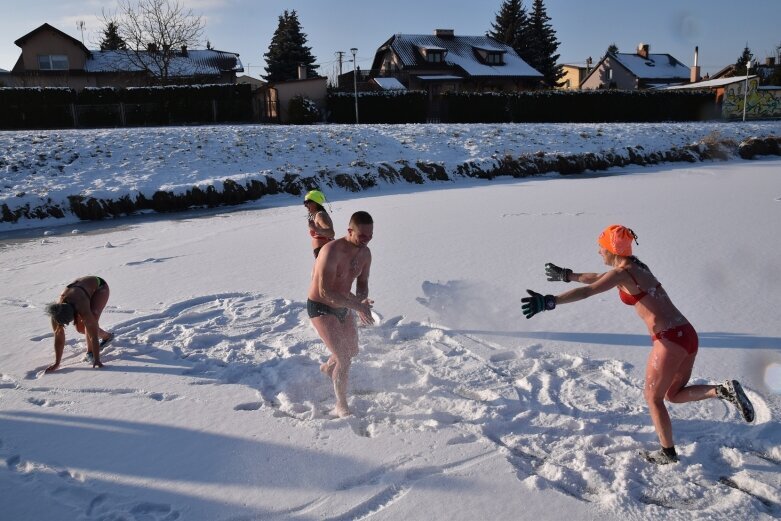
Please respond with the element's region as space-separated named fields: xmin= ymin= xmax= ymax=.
xmin=723 ymin=78 xmax=781 ymax=119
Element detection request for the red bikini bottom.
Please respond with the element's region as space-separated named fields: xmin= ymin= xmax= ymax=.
xmin=651 ymin=323 xmax=698 ymax=355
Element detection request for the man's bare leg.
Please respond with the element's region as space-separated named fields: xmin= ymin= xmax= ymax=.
xmin=320 ymin=356 xmax=336 ymax=379
xmin=311 ymin=315 xmax=356 ymax=417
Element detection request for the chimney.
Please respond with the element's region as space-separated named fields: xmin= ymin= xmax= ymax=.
xmin=297 ymin=64 xmax=307 ymax=80
xmin=637 ymin=43 xmax=650 ymax=59
xmin=181 ymin=44 xmax=188 ymax=56
xmin=434 ymin=29 xmax=454 ymax=38
xmin=690 ymin=46 xmax=701 ymax=83
xmin=147 ymin=43 xmax=157 ymax=53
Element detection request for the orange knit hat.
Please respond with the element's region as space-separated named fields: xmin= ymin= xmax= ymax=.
xmin=598 ymin=225 xmax=638 ymax=256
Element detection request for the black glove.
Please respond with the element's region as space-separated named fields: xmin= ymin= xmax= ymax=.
xmin=521 ymin=289 xmax=556 ymax=319
xmin=545 ymin=263 xmax=572 ymax=283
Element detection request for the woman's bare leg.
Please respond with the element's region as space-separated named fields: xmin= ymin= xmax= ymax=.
xmin=644 ymin=340 xmax=688 ymax=448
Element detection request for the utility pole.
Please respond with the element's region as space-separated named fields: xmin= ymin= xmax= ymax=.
xmin=336 ymin=51 xmax=345 ymax=77
xmin=351 ymin=48 xmax=359 ymax=124
xmin=743 ymin=59 xmax=753 ymax=122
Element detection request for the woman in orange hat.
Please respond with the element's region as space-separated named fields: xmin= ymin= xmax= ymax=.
xmin=522 ymin=225 xmax=755 ymax=465
xmin=303 ymin=190 xmax=334 ymax=258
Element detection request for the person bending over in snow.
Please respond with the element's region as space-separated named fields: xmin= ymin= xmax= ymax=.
xmin=521 ymin=225 xmax=754 ymax=465
xmin=45 ymin=276 xmax=114 ymax=372
xmin=307 ymin=211 xmax=374 ymax=417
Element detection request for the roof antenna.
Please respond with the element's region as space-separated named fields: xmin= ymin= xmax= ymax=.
xmin=76 ymin=20 xmax=86 ymax=44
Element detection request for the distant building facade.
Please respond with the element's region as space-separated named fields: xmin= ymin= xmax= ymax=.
xmin=581 ymin=44 xmax=690 ymax=90
xmin=665 ymin=75 xmax=781 ymax=119
xmin=557 ymin=62 xmax=592 ymax=90
xmin=369 ymin=29 xmax=543 ymax=94
xmin=8 ymin=23 xmax=243 ymax=89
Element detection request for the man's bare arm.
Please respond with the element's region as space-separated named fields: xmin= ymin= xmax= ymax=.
xmin=355 ymin=253 xmax=371 ymax=300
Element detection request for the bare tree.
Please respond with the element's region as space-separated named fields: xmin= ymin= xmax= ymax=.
xmin=102 ymin=0 xmax=204 ymax=84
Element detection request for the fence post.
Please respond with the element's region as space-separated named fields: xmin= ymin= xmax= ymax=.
xmin=119 ymin=102 xmax=126 ymax=126
xmin=70 ymin=103 xmax=78 ymax=128
xmin=212 ymin=99 xmax=218 ymax=123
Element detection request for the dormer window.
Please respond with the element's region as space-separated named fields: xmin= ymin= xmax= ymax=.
xmin=473 ymin=46 xmax=506 ymax=66
xmin=426 ymin=51 xmax=444 ymax=63
xmin=419 ymin=46 xmax=447 ymax=64
xmin=38 ymin=54 xmax=69 ymax=70
xmin=485 ymin=52 xmax=503 ymax=65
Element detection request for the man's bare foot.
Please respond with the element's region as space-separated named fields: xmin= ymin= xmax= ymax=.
xmin=334 ymin=404 xmax=351 ymax=418
xmin=320 ymin=361 xmax=336 ymax=379
xmin=44 ymin=363 xmax=59 ymax=373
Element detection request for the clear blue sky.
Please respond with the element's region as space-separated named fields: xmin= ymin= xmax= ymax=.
xmin=2 ymin=0 xmax=779 ymax=79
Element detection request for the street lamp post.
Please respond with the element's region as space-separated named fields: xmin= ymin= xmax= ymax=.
xmin=743 ymin=59 xmax=752 ymax=122
xmin=351 ymin=47 xmax=359 ymax=124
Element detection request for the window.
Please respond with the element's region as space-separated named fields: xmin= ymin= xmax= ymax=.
xmin=426 ymin=51 xmax=443 ymax=64
xmin=485 ymin=53 xmax=503 ymax=65
xmin=38 ymin=55 xmax=69 ymax=70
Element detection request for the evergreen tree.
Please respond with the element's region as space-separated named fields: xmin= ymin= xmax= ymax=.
xmin=488 ymin=0 xmax=530 ymax=64
xmin=263 ymin=10 xmax=319 ymax=82
xmin=732 ymin=45 xmax=755 ymax=77
xmin=526 ymin=0 xmax=563 ymax=87
xmin=99 ymin=21 xmax=127 ymax=51
xmin=607 ymin=43 xmax=619 ymax=54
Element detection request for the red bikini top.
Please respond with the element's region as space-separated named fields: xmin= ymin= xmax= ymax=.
xmin=618 ymin=270 xmax=661 ymax=305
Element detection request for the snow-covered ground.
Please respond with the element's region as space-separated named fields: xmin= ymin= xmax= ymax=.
xmin=1 ymin=125 xmax=780 ymax=520
xmin=1 ymin=121 xmax=780 ymax=231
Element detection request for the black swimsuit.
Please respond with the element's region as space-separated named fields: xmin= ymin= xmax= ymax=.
xmin=67 ymin=276 xmax=107 ymax=299
xmin=307 ymin=299 xmax=348 ymax=323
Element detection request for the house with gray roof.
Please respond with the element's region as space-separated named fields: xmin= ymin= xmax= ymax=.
xmin=369 ymin=29 xmax=543 ymax=93
xmin=9 ymin=23 xmax=242 ymax=89
xmin=580 ymin=43 xmax=690 ymax=90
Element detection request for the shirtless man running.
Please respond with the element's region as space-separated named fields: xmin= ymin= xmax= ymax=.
xmin=307 ymin=211 xmax=374 ymax=417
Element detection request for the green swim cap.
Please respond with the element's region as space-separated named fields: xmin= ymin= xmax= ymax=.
xmin=304 ymin=190 xmax=326 ymax=205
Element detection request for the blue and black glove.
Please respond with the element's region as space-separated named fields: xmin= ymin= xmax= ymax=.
xmin=545 ymin=263 xmax=572 ymax=283
xmin=521 ymin=289 xmax=556 ymax=319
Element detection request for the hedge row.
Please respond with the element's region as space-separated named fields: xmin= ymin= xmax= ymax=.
xmin=4 ymin=136 xmax=780 ymax=225
xmin=328 ymin=91 xmax=428 ymax=124
xmin=327 ymin=89 xmax=719 ymax=124
xmin=0 ymin=84 xmax=252 ymax=129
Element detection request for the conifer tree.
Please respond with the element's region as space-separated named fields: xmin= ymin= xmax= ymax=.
xmin=263 ymin=10 xmax=319 ymax=83
xmin=732 ymin=45 xmax=755 ymax=77
xmin=607 ymin=43 xmax=619 ymax=55
xmin=526 ymin=0 xmax=563 ymax=87
xmin=488 ymin=0 xmax=530 ymax=65
xmin=99 ymin=21 xmax=127 ymax=51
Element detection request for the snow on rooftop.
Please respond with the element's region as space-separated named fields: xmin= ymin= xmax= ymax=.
xmin=372 ymin=77 xmax=406 ymax=90
xmin=85 ymin=49 xmax=243 ymax=77
xmin=416 ymin=75 xmax=463 ymax=81
xmin=663 ymin=76 xmax=758 ymax=90
xmin=613 ymin=52 xmax=689 ymax=80
xmin=391 ymin=34 xmax=542 ymax=78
